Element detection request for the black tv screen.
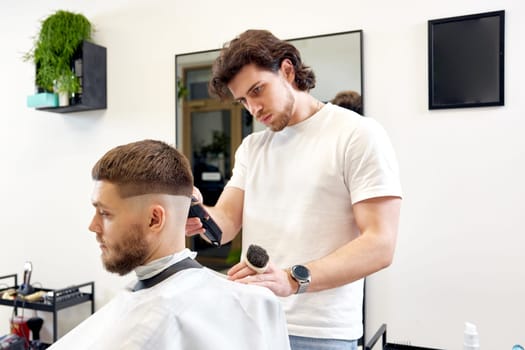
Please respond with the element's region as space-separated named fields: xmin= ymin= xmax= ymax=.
xmin=428 ymin=10 xmax=504 ymax=109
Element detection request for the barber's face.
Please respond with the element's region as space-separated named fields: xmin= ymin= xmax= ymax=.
xmin=88 ymin=181 xmax=150 ymax=275
xmin=229 ymin=63 xmax=295 ymax=132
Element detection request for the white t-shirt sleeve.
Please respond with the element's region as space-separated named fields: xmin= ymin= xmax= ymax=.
xmin=345 ymin=118 xmax=402 ymax=204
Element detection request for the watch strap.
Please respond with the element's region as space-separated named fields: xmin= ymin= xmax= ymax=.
xmin=296 ymin=280 xmax=309 ymax=294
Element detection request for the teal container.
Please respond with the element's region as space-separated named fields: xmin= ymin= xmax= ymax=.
xmin=27 ymin=93 xmax=58 ymax=108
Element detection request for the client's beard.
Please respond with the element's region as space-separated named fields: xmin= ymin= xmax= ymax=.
xmin=102 ymin=224 xmax=149 ymax=276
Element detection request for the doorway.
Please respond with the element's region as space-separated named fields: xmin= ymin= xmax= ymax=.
xmin=181 ymin=65 xmax=252 ymax=270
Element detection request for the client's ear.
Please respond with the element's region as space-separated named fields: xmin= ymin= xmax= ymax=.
xmin=149 ymin=205 xmax=165 ymax=232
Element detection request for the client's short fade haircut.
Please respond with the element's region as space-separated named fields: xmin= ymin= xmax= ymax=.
xmin=92 ymin=139 xmax=193 ymax=198
xmin=209 ymin=29 xmax=316 ymax=100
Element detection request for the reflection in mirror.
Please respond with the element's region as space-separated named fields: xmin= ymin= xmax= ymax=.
xmin=175 ymin=30 xmax=363 ymax=270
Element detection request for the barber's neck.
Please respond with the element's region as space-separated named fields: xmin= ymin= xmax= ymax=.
xmin=290 ymin=92 xmax=323 ymax=126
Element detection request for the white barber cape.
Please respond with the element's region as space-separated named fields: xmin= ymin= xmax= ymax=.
xmin=49 ymin=266 xmax=290 ymax=349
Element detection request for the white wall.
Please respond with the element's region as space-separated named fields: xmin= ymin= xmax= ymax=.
xmin=1 ymin=0 xmax=523 ymax=348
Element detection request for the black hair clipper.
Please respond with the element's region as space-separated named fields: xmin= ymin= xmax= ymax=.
xmin=188 ymin=196 xmax=222 ymax=247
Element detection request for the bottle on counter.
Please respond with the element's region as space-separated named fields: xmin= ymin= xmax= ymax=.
xmin=463 ymin=322 xmax=480 ymax=350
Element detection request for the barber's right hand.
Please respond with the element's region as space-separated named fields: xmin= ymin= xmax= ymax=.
xmin=192 ymin=186 xmax=203 ymax=203
xmin=186 ymin=187 xmax=205 ymax=237
xmin=186 ymin=217 xmax=205 ymax=237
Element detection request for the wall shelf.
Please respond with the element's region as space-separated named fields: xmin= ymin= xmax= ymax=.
xmin=36 ymin=41 xmax=107 ymax=113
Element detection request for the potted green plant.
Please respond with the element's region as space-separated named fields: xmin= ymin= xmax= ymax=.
xmin=54 ymin=73 xmax=81 ymax=106
xmin=177 ymin=78 xmax=189 ymax=101
xmin=24 ymin=10 xmax=92 ymax=106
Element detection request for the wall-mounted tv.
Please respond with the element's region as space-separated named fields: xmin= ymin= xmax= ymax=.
xmin=428 ymin=10 xmax=505 ymax=109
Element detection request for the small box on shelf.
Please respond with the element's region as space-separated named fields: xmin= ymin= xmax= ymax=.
xmin=27 ymin=92 xmax=58 ymax=108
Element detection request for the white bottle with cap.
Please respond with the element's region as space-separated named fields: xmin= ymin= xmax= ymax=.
xmin=464 ymin=322 xmax=480 ymax=350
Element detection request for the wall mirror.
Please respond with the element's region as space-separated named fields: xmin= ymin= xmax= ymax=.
xmin=175 ymin=30 xmax=363 ymax=270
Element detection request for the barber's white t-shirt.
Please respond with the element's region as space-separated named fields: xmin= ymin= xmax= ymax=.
xmin=227 ymin=103 xmax=402 ymax=340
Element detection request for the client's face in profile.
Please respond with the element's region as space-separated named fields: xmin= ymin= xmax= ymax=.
xmin=88 ymin=181 xmax=150 ymax=275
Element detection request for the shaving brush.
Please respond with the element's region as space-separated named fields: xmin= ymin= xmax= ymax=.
xmin=245 ymin=244 xmax=270 ymax=274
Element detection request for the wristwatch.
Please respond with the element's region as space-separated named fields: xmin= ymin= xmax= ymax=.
xmin=290 ymin=265 xmax=311 ymax=294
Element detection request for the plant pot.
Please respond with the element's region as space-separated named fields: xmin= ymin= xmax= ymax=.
xmin=58 ymin=92 xmax=69 ymax=106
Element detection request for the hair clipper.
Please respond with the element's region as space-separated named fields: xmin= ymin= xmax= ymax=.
xmin=188 ymin=196 xmax=222 ymax=247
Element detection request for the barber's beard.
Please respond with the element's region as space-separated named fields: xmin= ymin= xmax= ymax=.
xmin=102 ymin=224 xmax=149 ymax=276
xmin=269 ymin=86 xmax=295 ymax=132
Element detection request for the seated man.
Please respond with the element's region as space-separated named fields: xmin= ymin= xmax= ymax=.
xmin=50 ymin=139 xmax=290 ymax=350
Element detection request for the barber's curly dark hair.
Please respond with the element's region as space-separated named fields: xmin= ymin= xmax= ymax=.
xmin=209 ymin=30 xmax=316 ymax=100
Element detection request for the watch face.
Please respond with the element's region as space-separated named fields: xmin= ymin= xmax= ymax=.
xmin=292 ymin=265 xmax=310 ymax=280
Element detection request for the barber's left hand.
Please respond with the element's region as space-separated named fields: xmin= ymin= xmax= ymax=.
xmin=227 ymin=260 xmax=297 ymax=297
